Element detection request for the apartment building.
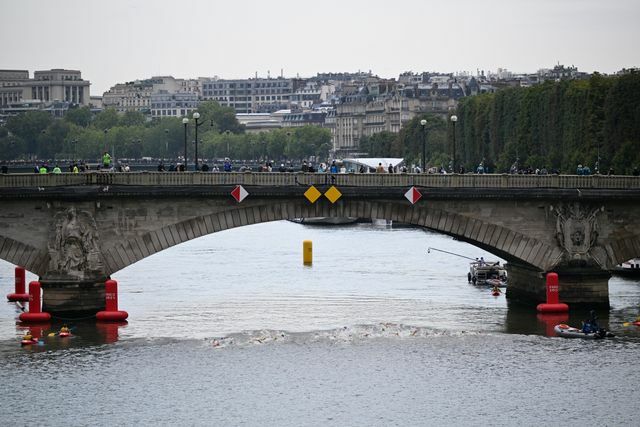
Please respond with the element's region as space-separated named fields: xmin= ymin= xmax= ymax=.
xmin=102 ymin=76 xmax=200 ymax=113
xmin=200 ymin=77 xmax=295 ymax=114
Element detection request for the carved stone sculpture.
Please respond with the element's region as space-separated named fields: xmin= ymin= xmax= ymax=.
xmin=47 ymin=208 xmax=104 ymax=280
xmin=552 ymin=203 xmax=603 ymax=263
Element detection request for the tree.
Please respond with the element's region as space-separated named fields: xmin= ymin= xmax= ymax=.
xmin=121 ymin=110 xmax=146 ymax=127
xmin=92 ymin=108 xmax=120 ymax=132
xmin=64 ymin=106 xmax=93 ymax=127
xmin=196 ymin=101 xmax=245 ymax=134
xmin=5 ymin=111 xmax=52 ymax=158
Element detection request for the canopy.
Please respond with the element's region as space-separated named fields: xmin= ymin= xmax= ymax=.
xmin=342 ymin=158 xmax=405 ymax=172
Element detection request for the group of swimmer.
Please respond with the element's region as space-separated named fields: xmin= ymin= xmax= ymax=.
xmin=21 ymin=325 xmax=71 ymax=345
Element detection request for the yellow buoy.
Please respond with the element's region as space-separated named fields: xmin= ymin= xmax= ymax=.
xmin=303 ymin=240 xmax=313 ymax=265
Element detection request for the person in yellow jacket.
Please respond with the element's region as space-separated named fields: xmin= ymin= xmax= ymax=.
xmin=52 ymin=165 xmax=62 ymax=174
xmin=102 ymin=151 xmax=112 ymax=169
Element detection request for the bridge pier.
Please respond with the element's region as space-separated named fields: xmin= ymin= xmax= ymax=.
xmin=506 ymin=263 xmax=610 ymax=308
xmin=40 ymin=279 xmax=106 ymax=318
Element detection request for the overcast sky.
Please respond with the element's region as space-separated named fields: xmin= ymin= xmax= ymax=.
xmin=2 ymin=0 xmax=638 ymax=95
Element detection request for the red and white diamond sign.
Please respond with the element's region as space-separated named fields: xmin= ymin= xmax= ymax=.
xmin=231 ymin=185 xmax=249 ymax=203
xmin=404 ymin=186 xmax=422 ymax=204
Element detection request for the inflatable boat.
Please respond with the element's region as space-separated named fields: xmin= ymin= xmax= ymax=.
xmin=554 ymin=324 xmax=614 ymax=339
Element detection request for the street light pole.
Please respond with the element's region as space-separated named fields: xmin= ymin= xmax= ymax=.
xmin=193 ymin=112 xmax=201 ymax=171
xmin=182 ymin=117 xmax=189 ymax=170
xmin=420 ymin=119 xmax=427 ymax=173
xmin=450 ymin=115 xmax=458 ymax=173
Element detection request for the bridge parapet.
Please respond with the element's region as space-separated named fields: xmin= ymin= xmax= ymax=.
xmin=1 ymin=172 xmax=639 ymax=189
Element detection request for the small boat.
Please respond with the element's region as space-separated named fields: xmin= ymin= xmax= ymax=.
xmin=58 ymin=326 xmax=71 ymax=338
xmin=612 ymin=258 xmax=640 ymax=277
xmin=553 ymin=324 xmax=614 ymax=339
xmin=491 ymin=286 xmax=502 ymax=296
xmin=289 ymin=217 xmax=359 ymax=225
xmin=468 ymin=260 xmax=508 ymax=287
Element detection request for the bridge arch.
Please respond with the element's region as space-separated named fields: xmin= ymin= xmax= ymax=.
xmin=0 ymin=235 xmax=47 ymax=276
xmin=101 ymin=200 xmax=560 ymax=276
xmin=601 ymin=234 xmax=640 ymax=268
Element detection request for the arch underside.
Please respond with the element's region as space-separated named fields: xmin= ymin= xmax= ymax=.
xmin=102 ymin=200 xmax=564 ymax=276
xmin=0 ymin=235 xmax=49 ymax=276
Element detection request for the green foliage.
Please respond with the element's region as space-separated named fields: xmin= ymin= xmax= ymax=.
xmin=195 ymin=101 xmax=245 ymax=134
xmin=64 ymin=106 xmax=92 ymax=127
xmin=456 ymin=73 xmax=640 ymax=173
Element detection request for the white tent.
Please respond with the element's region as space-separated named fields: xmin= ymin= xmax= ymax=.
xmin=342 ymin=158 xmax=405 ymax=173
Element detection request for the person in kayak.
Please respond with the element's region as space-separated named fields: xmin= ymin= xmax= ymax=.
xmin=582 ymin=310 xmax=600 ymax=333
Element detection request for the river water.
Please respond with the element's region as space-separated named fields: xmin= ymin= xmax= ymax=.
xmin=1 ymin=221 xmax=639 ymax=426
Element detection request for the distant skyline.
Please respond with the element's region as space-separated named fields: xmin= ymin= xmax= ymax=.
xmin=2 ymin=0 xmax=639 ymax=96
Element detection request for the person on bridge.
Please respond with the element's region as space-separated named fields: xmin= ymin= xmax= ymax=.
xmin=102 ymin=151 xmax=112 ymax=169
xmin=52 ymin=165 xmax=62 ymax=174
xmin=223 ymin=158 xmax=232 ymax=172
xmin=39 ymin=164 xmax=48 ymax=174
xmin=330 ymin=161 xmax=338 ymax=173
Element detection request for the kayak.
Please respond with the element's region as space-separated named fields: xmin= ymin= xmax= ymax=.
xmin=554 ymin=324 xmax=614 ymax=339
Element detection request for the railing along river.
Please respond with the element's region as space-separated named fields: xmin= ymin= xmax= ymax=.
xmin=0 ymin=172 xmax=639 ymax=189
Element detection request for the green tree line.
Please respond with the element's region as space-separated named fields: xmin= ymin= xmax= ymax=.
xmin=0 ymin=101 xmax=331 ymax=165
xmin=360 ymin=71 xmax=640 ymax=174
xmin=456 ymin=71 xmax=640 ymax=173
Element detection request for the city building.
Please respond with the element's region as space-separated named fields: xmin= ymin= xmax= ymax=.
xmin=200 ymin=77 xmax=296 ymax=114
xmin=150 ymin=91 xmax=199 ymax=118
xmin=102 ymin=76 xmax=200 ymax=114
xmin=0 ymin=69 xmax=90 ymax=108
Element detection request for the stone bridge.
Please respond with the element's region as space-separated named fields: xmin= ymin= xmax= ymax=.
xmin=1 ymin=172 xmax=639 ymax=316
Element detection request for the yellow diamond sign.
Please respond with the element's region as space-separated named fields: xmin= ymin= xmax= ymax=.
xmin=324 ymin=186 xmax=342 ymax=203
xmin=304 ymin=186 xmax=322 ymax=203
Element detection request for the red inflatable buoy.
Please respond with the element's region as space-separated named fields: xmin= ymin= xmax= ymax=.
xmin=536 ymin=273 xmax=569 ymax=313
xmin=19 ymin=281 xmax=52 ymax=323
xmin=96 ymin=279 xmax=128 ymax=322
xmin=7 ymin=266 xmax=29 ymax=302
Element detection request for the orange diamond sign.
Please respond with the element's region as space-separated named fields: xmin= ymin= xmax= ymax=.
xmin=324 ymin=186 xmax=342 ymax=203
xmin=304 ymin=186 xmax=322 ymax=203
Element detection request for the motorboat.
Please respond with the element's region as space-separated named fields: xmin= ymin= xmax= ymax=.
xmin=468 ymin=260 xmax=508 ymax=287
xmin=611 ymin=258 xmax=640 ymax=277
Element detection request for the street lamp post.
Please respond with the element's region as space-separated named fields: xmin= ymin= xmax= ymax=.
xmin=164 ymin=129 xmax=169 ymax=160
xmin=450 ymin=115 xmax=458 ymax=173
xmin=225 ymin=130 xmax=231 ymax=158
xmin=182 ymin=117 xmax=189 ymax=170
xmin=420 ymin=119 xmax=427 ymax=173
xmin=193 ymin=112 xmax=201 ymax=171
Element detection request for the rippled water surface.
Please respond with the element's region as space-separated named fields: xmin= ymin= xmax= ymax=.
xmin=1 ymin=221 xmax=639 ymax=426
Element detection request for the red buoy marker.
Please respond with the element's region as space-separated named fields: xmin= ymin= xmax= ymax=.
xmin=19 ymin=281 xmax=52 ymax=323
xmin=536 ymin=272 xmax=569 ymax=313
xmin=96 ymin=279 xmax=128 ymax=322
xmin=7 ymin=266 xmax=29 ymax=302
